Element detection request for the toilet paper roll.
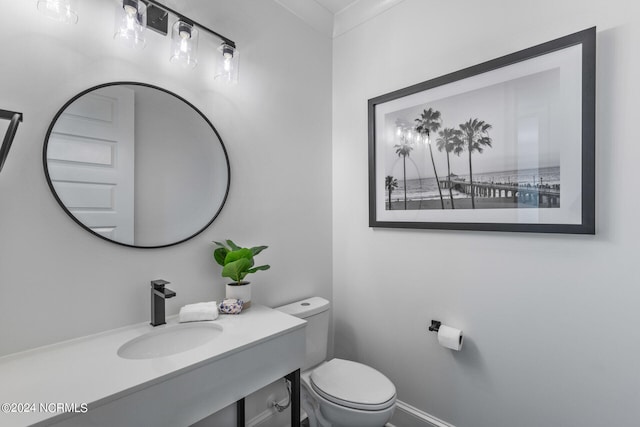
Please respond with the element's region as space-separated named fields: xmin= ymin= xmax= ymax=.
xmin=437 ymin=325 xmax=464 ymax=351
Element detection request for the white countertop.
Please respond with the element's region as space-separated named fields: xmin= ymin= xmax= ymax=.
xmin=0 ymin=305 xmax=306 ymax=427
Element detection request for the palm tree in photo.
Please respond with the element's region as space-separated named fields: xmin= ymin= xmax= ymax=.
xmin=385 ymin=175 xmax=398 ymax=210
xmin=459 ymin=118 xmax=493 ymax=209
xmin=415 ymin=108 xmax=445 ymax=209
xmin=436 ymin=128 xmax=464 ymax=209
xmin=394 ymin=134 xmax=414 ymax=210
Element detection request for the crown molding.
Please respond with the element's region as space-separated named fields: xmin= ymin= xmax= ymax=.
xmin=274 ymin=0 xmax=406 ymax=38
xmin=274 ymin=0 xmax=335 ymax=38
xmin=333 ymin=0 xmax=405 ymax=37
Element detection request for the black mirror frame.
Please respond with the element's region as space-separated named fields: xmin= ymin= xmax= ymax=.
xmin=42 ymin=82 xmax=231 ymax=249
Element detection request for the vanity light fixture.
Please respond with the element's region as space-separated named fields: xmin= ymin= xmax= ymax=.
xmin=170 ymin=20 xmax=199 ymax=68
xmin=38 ymin=0 xmax=239 ymax=82
xmin=37 ymin=0 xmax=78 ymax=24
xmin=143 ymin=0 xmax=239 ymax=82
xmin=114 ymin=0 xmax=147 ymax=49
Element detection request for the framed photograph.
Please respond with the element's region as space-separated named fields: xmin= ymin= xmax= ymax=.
xmin=368 ymin=27 xmax=595 ymax=234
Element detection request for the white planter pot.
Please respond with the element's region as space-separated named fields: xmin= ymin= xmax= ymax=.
xmin=225 ymin=282 xmax=251 ymax=308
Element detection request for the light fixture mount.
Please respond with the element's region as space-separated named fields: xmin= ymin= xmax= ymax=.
xmin=122 ymin=0 xmax=138 ymax=10
xmin=178 ymin=21 xmax=192 ymax=39
xmin=142 ymin=0 xmax=236 ymax=49
xmin=222 ymin=44 xmax=234 ymax=59
xmin=144 ymin=1 xmax=169 ymax=35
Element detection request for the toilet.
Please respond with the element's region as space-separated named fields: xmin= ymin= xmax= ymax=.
xmin=276 ymin=297 xmax=396 ymax=427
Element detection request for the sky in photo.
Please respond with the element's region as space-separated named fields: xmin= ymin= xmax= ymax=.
xmin=383 ymin=68 xmax=566 ymax=181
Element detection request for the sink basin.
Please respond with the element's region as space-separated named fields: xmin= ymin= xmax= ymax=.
xmin=117 ymin=322 xmax=223 ymax=360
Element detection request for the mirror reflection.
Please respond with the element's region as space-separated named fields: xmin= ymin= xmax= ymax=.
xmin=44 ymin=83 xmax=230 ymax=248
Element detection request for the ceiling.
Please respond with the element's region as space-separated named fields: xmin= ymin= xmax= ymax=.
xmin=315 ymin=0 xmax=360 ymax=14
xmin=273 ymin=0 xmax=406 ymax=38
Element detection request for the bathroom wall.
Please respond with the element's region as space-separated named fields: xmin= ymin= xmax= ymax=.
xmin=332 ymin=1 xmax=640 ymax=426
xmin=0 ymin=0 xmax=331 ymax=423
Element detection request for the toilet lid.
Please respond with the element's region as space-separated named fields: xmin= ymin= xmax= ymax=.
xmin=310 ymin=359 xmax=396 ymax=411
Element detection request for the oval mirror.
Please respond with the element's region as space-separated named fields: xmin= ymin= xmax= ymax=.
xmin=43 ymin=82 xmax=230 ymax=248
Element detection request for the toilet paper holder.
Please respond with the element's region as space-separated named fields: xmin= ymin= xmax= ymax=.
xmin=428 ymin=320 xmax=441 ymax=333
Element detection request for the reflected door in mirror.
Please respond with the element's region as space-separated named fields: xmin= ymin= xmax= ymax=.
xmin=47 ymin=86 xmax=135 ymax=244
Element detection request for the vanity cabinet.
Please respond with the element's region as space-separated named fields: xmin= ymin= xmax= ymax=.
xmin=0 ymin=306 xmax=305 ymax=427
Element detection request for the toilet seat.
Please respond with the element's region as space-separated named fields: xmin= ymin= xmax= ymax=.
xmin=310 ymin=358 xmax=396 ymax=411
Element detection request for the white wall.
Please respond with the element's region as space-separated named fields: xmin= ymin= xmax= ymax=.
xmin=332 ymin=1 xmax=640 ymax=426
xmin=133 ymin=85 xmax=229 ymax=246
xmin=0 ymin=0 xmax=331 ymax=423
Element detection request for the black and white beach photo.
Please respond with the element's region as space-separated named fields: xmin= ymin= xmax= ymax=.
xmin=369 ymin=28 xmax=595 ymax=233
xmin=384 ymin=71 xmax=561 ymax=212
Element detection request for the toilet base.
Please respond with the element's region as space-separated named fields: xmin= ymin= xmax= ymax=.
xmin=300 ymin=364 xmax=396 ymax=427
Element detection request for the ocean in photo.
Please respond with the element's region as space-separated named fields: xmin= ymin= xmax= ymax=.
xmin=386 ymin=166 xmax=560 ymax=209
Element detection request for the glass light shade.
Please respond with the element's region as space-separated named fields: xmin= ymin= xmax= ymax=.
xmin=214 ymin=43 xmax=239 ymax=83
xmin=114 ymin=0 xmax=147 ymax=49
xmin=170 ymin=21 xmax=198 ymax=68
xmin=37 ymin=0 xmax=79 ymax=24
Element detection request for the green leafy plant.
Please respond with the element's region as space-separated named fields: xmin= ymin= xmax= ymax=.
xmin=213 ymin=240 xmax=270 ymax=285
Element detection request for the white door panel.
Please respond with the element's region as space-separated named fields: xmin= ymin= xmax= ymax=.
xmin=47 ymin=86 xmax=135 ymax=244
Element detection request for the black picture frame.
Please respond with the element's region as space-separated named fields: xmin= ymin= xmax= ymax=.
xmin=368 ymin=27 xmax=595 ymax=234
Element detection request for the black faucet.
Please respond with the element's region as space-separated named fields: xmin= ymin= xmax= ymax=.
xmin=150 ymin=279 xmax=176 ymax=326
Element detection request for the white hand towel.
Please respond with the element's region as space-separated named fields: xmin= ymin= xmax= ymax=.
xmin=179 ymin=301 xmax=219 ymax=323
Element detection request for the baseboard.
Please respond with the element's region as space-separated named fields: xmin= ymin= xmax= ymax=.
xmin=391 ymin=400 xmax=456 ymax=427
xmin=247 ymin=396 xmax=295 ymax=427
xmin=247 ymin=406 xmax=276 ymax=427
xmin=247 ymin=398 xmax=454 ymax=427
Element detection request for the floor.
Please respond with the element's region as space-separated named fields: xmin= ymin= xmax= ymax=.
xmin=299 ymin=420 xmax=394 ymax=426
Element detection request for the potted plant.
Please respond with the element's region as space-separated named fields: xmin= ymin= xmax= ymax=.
xmin=213 ymin=240 xmax=270 ymax=308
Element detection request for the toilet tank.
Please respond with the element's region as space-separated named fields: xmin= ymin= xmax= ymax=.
xmin=275 ymin=297 xmax=330 ymax=370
